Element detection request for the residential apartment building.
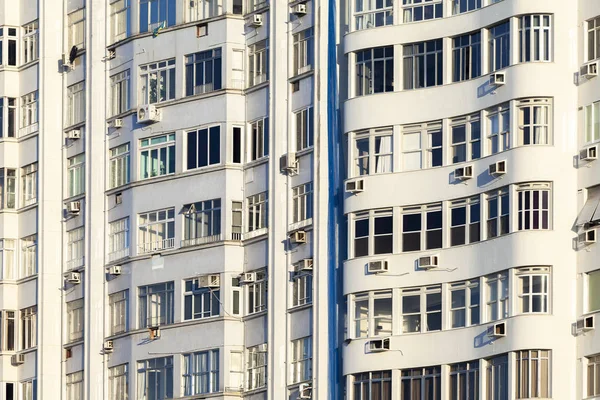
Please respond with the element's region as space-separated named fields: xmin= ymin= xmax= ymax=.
xmin=0 ymin=0 xmax=599 ymax=399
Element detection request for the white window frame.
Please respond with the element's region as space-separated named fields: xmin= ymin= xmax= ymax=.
xmin=108 ymin=217 xmax=130 ymax=261
xmin=400 ymin=286 xmax=442 ymax=334
xmin=68 ymin=9 xmax=85 ymax=49
xmin=0 ymin=98 xmax=17 ymax=138
xmin=487 ymin=103 xmax=510 ymax=154
xmin=519 ymin=15 xmax=552 ymax=62
xmin=291 ymin=267 xmax=312 ymax=307
xmin=352 ymin=371 xmax=392 ymax=400
xmin=20 ymin=91 xmax=37 ymax=128
xmin=183 ymin=278 xmax=220 ymax=320
xmin=449 ymin=280 xmax=480 ymax=329
xmin=21 ymin=163 xmax=37 ymax=207
xmin=110 ymin=70 xmax=130 ymax=116
xmin=139 ymin=133 xmax=175 ymax=179
xmin=450 ymin=361 xmax=479 ymax=400
xmin=488 ymin=21 xmax=511 ymax=72
xmin=139 ymin=59 xmax=176 ymax=105
xmin=247 ymin=192 xmax=268 ymax=232
xmin=109 ymin=143 xmax=130 ymax=189
xmin=109 ymin=364 xmax=129 ymax=400
xmin=401 ymin=0 xmax=442 ymax=23
xmin=249 ymin=118 xmax=269 ymax=161
xmin=20 ymin=234 xmax=36 ymax=278
xmin=588 ymin=354 xmax=600 ymax=397
xmin=182 ymin=199 xmax=222 ymax=246
xmin=290 ymin=337 xmax=312 ymax=384
xmin=66 ymin=227 xmax=84 ymax=270
xmin=0 ymin=239 xmax=16 ymax=280
xmin=401 ymin=121 xmax=443 ymax=171
xmin=486 ymin=187 xmax=509 ymax=238
xmin=187 ymin=0 xmax=223 ymax=22
xmin=450 ymin=113 xmax=481 ymax=164
xmin=0 ymin=168 xmax=16 ymax=209
xmin=246 ymin=344 xmax=267 ymax=390
xmin=292 ymin=182 xmax=313 ymax=223
xmin=67 ymin=298 xmax=84 ymax=343
xmin=352 ymin=290 xmax=392 ymax=339
xmin=21 ymin=380 xmax=35 ymax=400
xmin=138 ymin=208 xmax=175 ymax=254
xmin=452 ymin=31 xmax=482 ymax=82
xmin=401 ymin=204 xmax=442 ymax=252
xmin=247 ymin=270 xmax=267 ymax=315
xmin=136 ymin=357 xmax=173 ymax=399
xmin=517 ymin=182 xmax=551 ymax=231
xmin=588 ymin=17 xmax=600 ymax=62
xmin=248 ymin=40 xmax=268 ymax=87
xmin=138 ymin=281 xmax=175 ymax=328
xmin=516 ymin=267 xmax=550 ymax=314
xmin=352 ymin=208 xmax=394 ymax=257
xmin=67 ymin=153 xmax=85 ymax=197
xmin=185 ymin=125 xmax=221 ymax=170
xmin=293 ymin=28 xmax=314 ymax=76
xmin=400 ymin=367 xmax=442 ymax=398
xmin=22 ymin=21 xmax=38 ymax=64
xmin=353 ymin=127 xmax=393 ymax=177
xmin=185 ymin=48 xmax=222 ymax=96
xmin=182 ymin=349 xmax=219 ymax=395
xmin=295 ymin=107 xmax=314 ymax=152
xmin=450 ymin=196 xmax=481 ymax=246
xmin=66 ymin=371 xmax=84 ymax=400
xmin=66 ymin=82 xmax=85 ymax=126
xmin=517 ymin=98 xmax=551 ymax=146
xmin=109 ymin=290 xmax=128 ymax=335
xmin=20 ymin=306 xmax=36 ymax=350
xmin=486 ymin=271 xmax=509 ymax=322
xmin=354 ymin=0 xmax=393 ymax=31
xmin=515 ymin=350 xmax=551 ymax=399
xmin=110 ymin=0 xmax=130 ymax=43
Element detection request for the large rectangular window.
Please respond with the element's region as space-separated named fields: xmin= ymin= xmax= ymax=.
xmin=588 ymin=17 xmax=600 ymax=61
xmin=68 ymin=9 xmax=85 ymax=49
xmin=402 ymin=0 xmax=442 ymax=23
xmin=585 ymin=100 xmax=600 ymax=143
xmin=109 ymin=290 xmax=128 ymax=335
xmin=0 ymin=28 xmax=18 ymax=67
xmin=450 ymin=280 xmax=480 ymax=328
xmin=109 ymin=143 xmax=130 ymax=189
xmin=353 ymin=209 xmax=393 ymax=257
xmin=66 ymin=371 xmax=84 ymax=400
xmin=489 ymin=21 xmax=510 ymax=72
xmin=66 ymin=227 xmax=84 ymax=270
xmin=20 ymin=235 xmax=36 ymax=278
xmin=403 ymin=40 xmax=443 ymax=90
xmin=247 ymin=192 xmax=268 ymax=232
xmin=354 ymin=127 xmax=393 ymax=176
xmin=0 ymin=239 xmax=16 ymax=280
xmin=517 ymin=267 xmax=549 ymax=314
xmin=517 ymin=183 xmax=550 ymax=231
xmin=487 ymin=188 xmax=509 ymax=238
xmin=2 ymin=311 xmax=15 ymax=351
xmin=248 ymin=40 xmax=268 ymax=87
xmin=247 ymin=270 xmax=267 ymax=314
xmin=292 ymin=265 xmax=312 ymax=307
xmin=20 ymin=306 xmax=36 ymax=350
xmin=353 ymin=290 xmax=392 ymax=338
xmin=487 ymin=355 xmax=508 ymax=400
xmin=22 ymin=22 xmax=38 ymax=64
xmin=402 ymin=204 xmax=442 ymax=252
xmin=249 ymin=118 xmax=269 ymax=161
xmin=109 ymin=364 xmax=128 ymax=400
xmin=293 ymin=28 xmax=314 ymax=76
xmin=354 ymin=0 xmax=393 ymax=31
xmin=292 ymin=182 xmax=313 ymax=223
xmin=450 ymin=361 xmax=479 ymax=400
xmin=68 ymin=154 xmax=85 ymax=197
xmin=21 ymin=163 xmax=37 ymax=207
xmin=186 ymin=126 xmax=221 ymax=169
xmin=451 ymin=114 xmax=481 ymax=164
xmin=183 ymin=199 xmax=221 ymax=245
xmin=517 ymin=98 xmax=551 ymax=146
xmin=140 ymin=133 xmax=175 ymax=179
xmin=516 ymin=350 xmax=550 ymax=398
xmin=402 ymin=122 xmax=443 ymax=170
xmin=453 ymin=32 xmax=481 ymax=82
xmin=486 ymin=271 xmax=508 ymax=322
xmin=450 ymin=197 xmax=480 ymax=246
xmin=247 ymin=345 xmax=267 ymax=390
xmin=139 ymin=0 xmax=176 ymax=33
xmin=0 ymin=168 xmax=16 ymax=209
xmin=487 ymin=103 xmax=510 ymax=154
xmin=110 ymin=0 xmax=131 ymax=43
xmin=137 ymin=357 xmax=173 ymax=400
xmin=108 ymin=218 xmax=129 ymax=261
xmin=519 ymin=15 xmax=551 ymax=62
xmin=110 ymin=70 xmax=130 ymax=116
xmin=183 ymin=349 xmax=219 ymax=395
xmin=0 ymin=98 xmax=16 ymax=138
xmin=67 ymin=298 xmax=84 ymax=343
xmin=401 ymin=367 xmax=441 ymax=399
xmin=67 ymin=82 xmax=85 ymax=126
xmin=184 ymin=278 xmax=220 ymax=320
xmin=356 ymin=47 xmax=394 ymax=96
xmin=139 ymin=282 xmax=174 ymax=328
xmin=353 ymin=371 xmax=391 ymax=400
xmin=20 ymin=91 xmax=37 ymax=129
xmin=588 ymin=355 xmax=600 ymax=397
xmin=291 ymin=337 xmax=312 ymax=384
xmin=295 ymin=107 xmax=314 ymax=151
xmin=451 ymin=0 xmax=481 ymax=15
xmin=185 ymin=49 xmax=222 ymax=96
xmin=138 ymin=208 xmax=175 ymax=253
xmin=401 ymin=286 xmax=442 ymax=333
xmin=140 ymin=59 xmax=176 ymax=104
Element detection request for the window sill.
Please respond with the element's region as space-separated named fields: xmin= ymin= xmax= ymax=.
xmin=18 ymin=347 xmax=37 ymax=355
xmin=288 ymin=303 xmax=312 ymax=313
xmin=19 ymin=59 xmax=39 ymax=70
xmin=288 ymin=379 xmax=313 ymax=389
xmin=243 ymin=228 xmax=268 ymax=242
xmin=288 ymin=219 xmax=313 ymax=233
xmin=289 ymin=69 xmax=314 ymax=83
xmin=243 ymin=309 xmax=267 ymax=322
xmin=63 ymin=121 xmax=86 ymax=133
xmin=64 ymin=339 xmax=84 ymax=348
xmin=17 ymin=202 xmax=38 ymax=213
xmin=296 ymin=147 xmax=314 ymax=158
xmin=245 ymin=80 xmax=269 ymax=94
xmin=244 ymin=157 xmax=269 ymax=169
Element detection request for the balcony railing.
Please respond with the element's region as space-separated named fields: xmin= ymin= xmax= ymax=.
xmin=355 ymin=9 xmax=394 ymax=31
xmin=181 ymin=234 xmax=222 ymax=248
xmin=194 ymin=83 xmax=214 ymax=95
xmin=108 ymin=247 xmax=130 ymax=263
xmin=138 ymin=238 xmax=175 ymax=255
xmin=65 ymin=257 xmax=84 ymax=271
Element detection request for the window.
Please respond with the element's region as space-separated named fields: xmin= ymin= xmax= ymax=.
xmin=249 ymin=118 xmax=269 ymax=161
xmin=248 ymin=40 xmax=268 ymax=87
xmin=110 ymin=0 xmax=131 ymax=43
xmin=450 ymin=361 xmax=479 ymax=400
xmin=229 ymin=351 xmax=244 ymax=390
xmin=402 ymin=122 xmax=443 ymax=170
xmin=67 ymin=154 xmax=85 ymax=197
xmin=22 ymin=22 xmax=38 ymax=64
xmin=67 ymin=298 xmax=84 ymax=343
xmin=293 ymin=28 xmax=314 ymax=76
xmin=109 ymin=364 xmax=129 ymax=400
xmin=450 ymin=280 xmax=480 ymax=328
xmin=21 ymin=163 xmax=37 ymax=207
xmin=0 ymin=168 xmax=16 ymax=209
xmin=183 ymin=349 xmax=219 ymax=395
xmin=139 ymin=0 xmax=176 ymax=33
xmin=20 ymin=235 xmax=36 ymax=278
xmin=109 ymin=290 xmax=128 ymax=335
xmin=401 ymin=286 xmax=442 ymax=333
xmin=187 ymin=0 xmax=222 ymax=21
xmin=450 ymin=197 xmax=481 ymax=246
xmin=139 ymin=282 xmax=174 ymax=328
xmin=355 ymin=47 xmax=394 ymax=96
xmin=487 ymin=188 xmax=509 ymax=238
xmin=489 ymin=21 xmax=510 ymax=72
xmin=110 ymin=70 xmax=130 ymax=116
xmin=140 ymin=59 xmax=176 ymax=104
xmin=586 ymin=100 xmax=600 ymax=143
xmin=352 ymin=209 xmax=393 ymax=257
xmin=0 ymin=239 xmax=15 ymax=280
xmin=247 ymin=345 xmax=267 ymax=390
xmin=0 ymin=98 xmax=16 ymax=138
xmin=292 ymin=182 xmax=313 ymax=223
xmin=517 ymin=267 xmax=549 ymax=313
xmin=588 ymin=355 xmax=600 ymax=397
xmin=486 ymin=271 xmax=508 ymax=321
xmin=183 ymin=199 xmax=221 ymax=245
xmin=20 ymin=306 xmax=36 ymax=350
xmin=452 ymin=32 xmax=481 ymax=82
xmin=403 ymin=40 xmax=443 ymax=90
xmin=589 ymin=269 xmax=600 ymax=313
xmin=67 ymin=82 xmax=85 ymax=126
xmin=519 ymin=15 xmax=551 ymax=62
xmin=487 ymin=355 xmax=508 ymax=400
xmin=68 ymin=9 xmax=85 ymax=49
xmin=2 ymin=311 xmax=15 ymax=351
xmin=517 ymin=183 xmax=550 ymax=230
xmin=291 ymin=265 xmax=312 ymax=307
xmin=354 ymin=0 xmax=393 ymax=31
xmin=353 ymin=371 xmax=391 ymax=400
xmin=186 ymin=126 xmax=221 ymax=169
xmin=66 ymin=227 xmax=84 ymax=270
xmin=402 ymin=0 xmax=442 ymax=22
xmin=233 ymin=127 xmax=242 ymax=163
xmin=248 ymin=270 xmax=267 ymax=314
xmin=232 ymin=201 xmax=242 ymax=240
xmin=247 ymin=0 xmax=267 ymax=12
xmin=588 ymin=17 xmax=600 ymax=61
xmin=451 ymin=114 xmax=481 ymax=163
xmin=140 ymin=133 xmax=175 ymax=179
xmin=353 ymin=127 xmax=393 ymax=176
xmin=401 ymin=367 xmax=441 ymax=399
xmin=20 ymin=92 xmax=37 ymax=128
xmin=20 ymin=380 xmax=35 ymax=400
xmin=137 ymin=357 xmax=173 ymax=400
xmin=184 ymin=278 xmax=220 ymax=320
xmin=185 ymin=49 xmax=222 ymax=96
xmin=247 ymin=192 xmax=268 ymax=232
xmin=516 ymin=350 xmax=550 ymax=398
xmin=108 ymin=218 xmax=129 ymax=261
xmin=138 ymin=208 xmax=175 ymax=253
xmin=517 ymin=98 xmax=551 ymax=146
xmin=451 ymin=0 xmax=481 ymax=15
xmin=353 ymin=290 xmax=392 ymax=338
xmin=0 ymin=28 xmax=18 ymax=66
xmin=402 ymin=204 xmax=442 ymax=252
xmin=66 ymin=371 xmax=84 ymax=400
xmin=487 ymin=103 xmax=510 ymax=154
xmin=291 ymin=337 xmax=312 ymax=384
xmin=295 ymin=107 xmax=314 ymax=151
xmin=109 ymin=143 xmax=130 ymax=189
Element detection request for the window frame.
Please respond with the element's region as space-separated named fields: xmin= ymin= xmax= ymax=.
xmin=136 ymin=356 xmax=174 ymax=400
xmin=515 ymin=350 xmax=550 ymax=399
xmin=354 ymin=0 xmax=393 ymax=31
xmin=109 ymin=290 xmax=128 ymax=335
xmin=110 ymin=69 xmax=130 ymax=116
xmin=450 ymin=196 xmax=481 ymax=246
xmin=449 ymin=280 xmax=480 ymax=329
xmin=290 ymin=337 xmax=312 ymax=384
xmin=292 ymin=182 xmax=313 ymax=223
xmin=352 ymin=370 xmax=392 ymax=400
xmin=67 ymin=298 xmax=84 ymax=343
xmin=516 ymin=267 xmax=550 ymax=314
xmin=486 ymin=103 xmax=511 ymax=154
xmin=185 ymin=48 xmax=223 ymax=96
xmin=486 ymin=271 xmax=509 ymax=322
xmin=488 ymin=21 xmax=511 ymax=72
xmin=182 ymin=349 xmax=219 ymax=395
xmin=400 ymin=286 xmax=442 ymax=334
xmin=186 ymin=125 xmax=221 ymax=170
xmin=248 ymin=117 xmax=269 ymax=161
xmin=401 ymin=0 xmax=442 ymax=23
xmin=247 ymin=270 xmax=267 ymax=315
xmin=139 ymin=59 xmax=176 ymax=105
xmin=183 ymin=278 xmax=220 ymax=320
xmin=138 ymin=207 xmax=175 ymax=254
xmin=352 ymin=290 xmax=392 ymax=339
xmin=248 ymin=39 xmax=268 ymax=87
xmin=295 ymin=106 xmax=314 ymax=152
xmin=108 ymin=363 xmax=129 ymax=400
xmin=353 ymin=127 xmax=393 ymax=176
xmin=67 ymin=153 xmax=85 ymax=198
xmin=139 ymin=0 xmax=176 ymax=33
xmin=401 ymin=121 xmax=443 ymax=171
xmin=452 ymin=31 xmax=482 ymax=82
xmin=517 ymin=182 xmax=551 ymax=231
xmin=140 ymin=133 xmax=175 ymax=179
xmin=519 ymin=14 xmax=552 ymax=63
xmin=247 ymin=192 xmax=268 ymax=232
xmin=109 ymin=143 xmax=130 ymax=189
xmin=355 ymin=46 xmax=394 ymax=96
xmin=21 ymin=163 xmax=37 ymax=207
xmin=138 ymin=281 xmax=175 ymax=328
xmin=403 ymin=39 xmax=444 ymax=90
xmin=293 ymin=28 xmax=314 ymax=76
xmin=20 ymin=305 xmax=36 ymax=350
xmin=182 ymin=199 xmax=222 ymax=245
xmin=450 ymin=113 xmax=481 ymax=164
xmin=486 ymin=187 xmax=509 ymax=239
xmin=517 ymin=98 xmax=551 ymax=146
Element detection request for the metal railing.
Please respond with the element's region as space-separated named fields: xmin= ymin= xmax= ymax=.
xmin=138 ymin=238 xmax=175 ymax=255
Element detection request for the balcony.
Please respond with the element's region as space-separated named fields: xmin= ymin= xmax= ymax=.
xmin=181 ymin=234 xmax=223 ymax=248
xmin=65 ymin=257 xmax=84 ymax=271
xmin=138 ymin=238 xmax=175 ymax=255
xmin=107 ymin=247 xmax=130 ymax=263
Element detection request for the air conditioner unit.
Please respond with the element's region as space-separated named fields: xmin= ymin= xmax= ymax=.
xmin=367 ymin=260 xmax=389 ymax=274
xmin=290 ymin=230 xmax=307 ymax=244
xmin=103 ymin=340 xmax=114 ymax=353
xmin=584 ymin=229 xmax=597 ymax=244
xmin=66 ymin=271 xmax=81 ymax=284
xmin=12 ymin=353 xmax=25 ymax=365
xmin=293 ymin=4 xmax=307 ymax=15
xmin=106 ymin=50 xmax=116 ymax=60
xmin=345 ymin=179 xmax=364 ymax=194
xmin=250 ymin=14 xmax=263 ymax=27
xmin=455 ymin=165 xmax=473 ymax=180
xmin=66 ymin=129 xmax=81 ymax=139
xmin=368 ymin=338 xmax=390 ymax=352
xmin=487 ymin=322 xmax=506 ymax=338
xmin=580 ymin=145 xmax=598 ymax=161
xmin=67 ymin=201 xmax=81 ymax=214
xmin=199 ymin=274 xmax=220 ymax=288
xmin=417 ymin=255 xmax=439 ymax=270
xmin=489 ymin=160 xmax=507 ymax=176
xmin=61 ymin=53 xmax=73 ymax=71
xmin=280 ymin=152 xmax=298 ymax=174
xmin=108 ymin=265 xmax=122 ymax=276
xmin=298 ymin=382 xmax=312 ymax=399
xmin=149 ymin=326 xmax=160 ymax=340
xmin=137 ymin=104 xmax=161 ymax=124
xmin=582 ymin=62 xmax=598 ymax=78
xmin=240 ymin=272 xmax=256 ymax=284
xmin=109 ymin=118 xmax=123 ymax=128
xmin=257 ymin=343 xmax=268 ymax=352
xmin=577 ymin=315 xmax=595 ymax=331
xmin=294 ymin=258 xmax=314 ymax=273
xmin=490 ymin=72 xmax=506 ymax=86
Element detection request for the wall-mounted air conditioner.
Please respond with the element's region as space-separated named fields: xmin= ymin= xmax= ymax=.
xmin=137 ymin=104 xmax=161 ymax=124
xmin=199 ymin=274 xmax=220 ymax=288
xmin=455 ymin=165 xmax=473 ymax=180
xmin=109 ymin=118 xmax=123 ymax=129
xmin=580 ymin=145 xmax=598 ymax=161
xmin=577 ymin=315 xmax=595 ymax=332
xmin=66 ymin=129 xmax=81 ymax=140
xmin=108 ymin=265 xmax=122 ymax=275
xmin=103 ymin=340 xmax=114 ymax=352
xmin=345 ymin=179 xmax=364 ymax=194
xmin=149 ymin=326 xmax=160 ymax=340
xmin=298 ymin=382 xmax=312 ymax=399
xmin=292 ymin=4 xmax=307 ymax=15
xmin=487 ymin=322 xmax=506 ymax=338
xmin=367 ymin=260 xmax=389 ymax=274
xmin=417 ymin=255 xmax=438 ymax=270
xmin=290 ymin=230 xmax=307 ymax=244
xmin=66 ymin=272 xmax=81 ymax=284
xmin=368 ymin=338 xmax=390 ymax=352
xmin=280 ymin=152 xmax=298 ymax=174
xmin=489 ymin=72 xmax=506 ymax=86
xmin=582 ymin=62 xmax=598 ymax=78
xmin=240 ymin=272 xmax=256 ymax=284
xmin=294 ymin=259 xmax=313 ymax=273
xmin=489 ymin=160 xmax=507 ymax=176
xmin=67 ymin=201 xmax=81 ymax=214
xmin=249 ymin=14 xmax=263 ymax=27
